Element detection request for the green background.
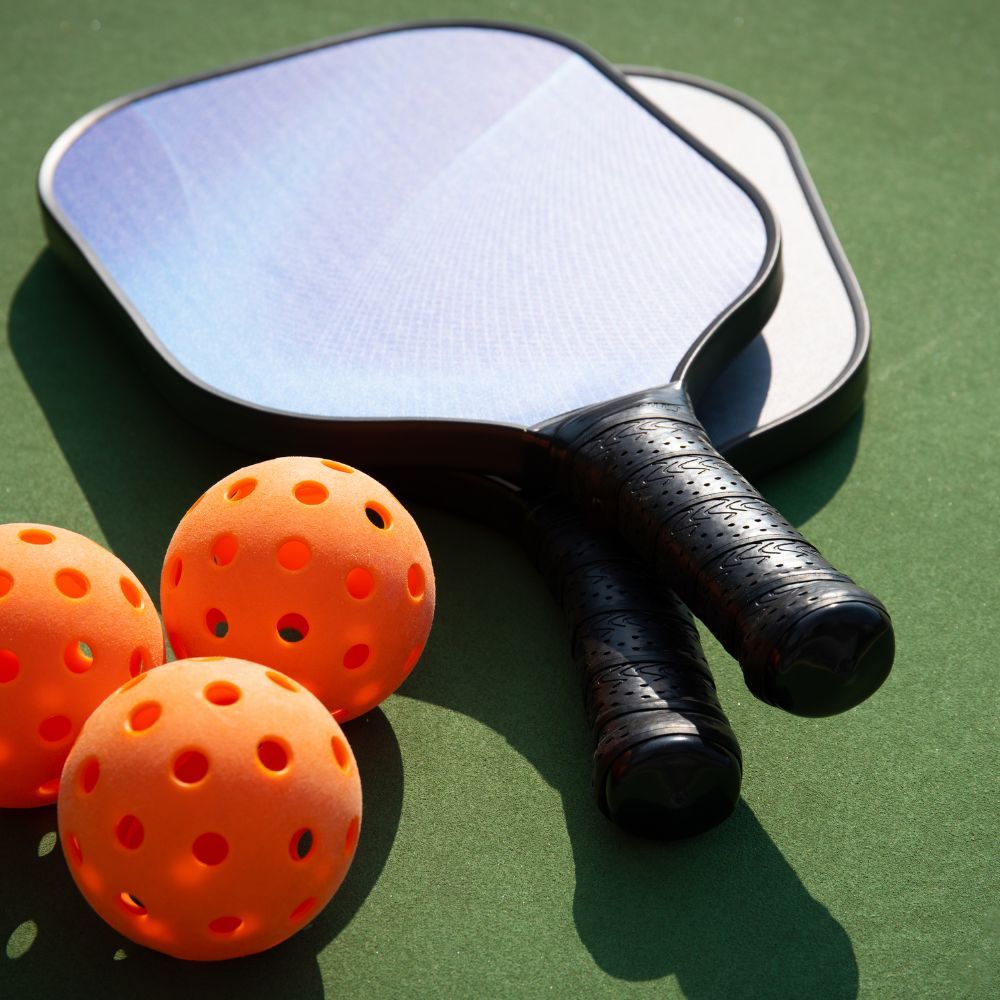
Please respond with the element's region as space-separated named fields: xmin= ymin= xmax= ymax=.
xmin=1 ymin=1 xmax=997 ymax=997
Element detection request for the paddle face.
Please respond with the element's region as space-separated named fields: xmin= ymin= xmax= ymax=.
xmin=40 ymin=22 xmax=774 ymax=441
xmin=40 ymin=22 xmax=891 ymax=720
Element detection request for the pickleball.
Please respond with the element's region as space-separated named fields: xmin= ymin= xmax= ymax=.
xmin=0 ymin=523 xmax=165 ymax=808
xmin=159 ymin=457 xmax=434 ymax=721
xmin=57 ymin=657 xmax=362 ymax=961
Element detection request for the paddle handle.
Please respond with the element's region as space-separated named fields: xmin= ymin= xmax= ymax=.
xmin=545 ymin=384 xmax=894 ymax=717
xmin=522 ymin=494 xmax=741 ymax=839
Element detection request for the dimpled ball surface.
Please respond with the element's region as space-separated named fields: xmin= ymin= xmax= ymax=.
xmin=160 ymin=457 xmax=434 ymax=721
xmin=0 ymin=523 xmax=165 ymax=808
xmin=57 ymin=657 xmax=362 ymax=961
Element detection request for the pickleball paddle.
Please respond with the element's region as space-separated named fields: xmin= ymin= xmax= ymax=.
xmin=395 ymin=64 xmax=874 ymax=836
xmin=38 ymin=21 xmax=893 ymax=719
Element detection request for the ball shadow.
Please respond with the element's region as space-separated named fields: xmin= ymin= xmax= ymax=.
xmin=0 ymin=710 xmax=402 ymax=997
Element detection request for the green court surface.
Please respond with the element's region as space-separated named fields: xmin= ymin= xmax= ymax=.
xmin=1 ymin=1 xmax=996 ymax=997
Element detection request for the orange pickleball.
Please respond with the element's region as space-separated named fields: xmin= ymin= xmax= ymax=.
xmin=159 ymin=457 xmax=435 ymax=720
xmin=0 ymin=523 xmax=165 ymax=808
xmin=58 ymin=657 xmax=362 ymax=961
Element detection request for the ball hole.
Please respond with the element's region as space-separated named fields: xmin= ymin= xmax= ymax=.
xmin=257 ymin=739 xmax=290 ymax=772
xmin=173 ymin=750 xmax=209 ymax=784
xmin=128 ymin=702 xmax=162 ymax=733
xmin=364 ymin=503 xmax=391 ymax=530
xmin=293 ymin=481 xmax=328 ymax=505
xmin=290 ymin=828 xmax=314 ymax=861
xmin=331 ymin=736 xmax=351 ymax=772
xmin=0 ymin=571 xmax=12 ymax=599
xmin=277 ymin=613 xmax=309 ymax=643
xmin=0 ymin=649 xmax=20 ymax=683
xmin=79 ymin=757 xmax=100 ymax=794
xmin=345 ymin=816 xmax=360 ymax=854
xmin=119 ymin=577 xmax=144 ymax=609
xmin=119 ymin=893 xmax=147 ymax=916
xmin=168 ymin=557 xmax=183 ymax=588
xmin=64 ymin=640 xmax=94 ymax=674
xmin=321 ymin=460 xmax=353 ymax=473
xmin=204 ymin=682 xmax=240 ymax=706
xmin=208 ymin=915 xmax=243 ymax=935
xmin=346 ymin=567 xmax=374 ymax=600
xmin=277 ymin=538 xmax=310 ymax=571
xmin=55 ymin=569 xmax=90 ymax=599
xmin=343 ymin=644 xmax=370 ymax=671
xmin=192 ymin=832 xmax=229 ymax=866
xmin=128 ymin=648 xmax=149 ymax=678
xmin=67 ymin=833 xmax=84 ymax=865
xmin=205 ymin=608 xmax=229 ymax=639
xmin=37 ymin=777 xmax=60 ymax=798
xmin=226 ymin=478 xmax=257 ymax=502
xmin=266 ymin=671 xmax=299 ymax=692
xmin=407 ymin=564 xmax=426 ymax=600
xmin=211 ymin=534 xmax=238 ymax=567
xmin=115 ymin=815 xmax=144 ymax=850
xmin=18 ymin=529 xmax=54 ymax=545
xmin=289 ymin=898 xmax=317 ymax=923
xmin=38 ymin=715 xmax=72 ymax=743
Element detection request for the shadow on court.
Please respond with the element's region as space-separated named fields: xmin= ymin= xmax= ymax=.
xmin=403 ymin=507 xmax=860 ymax=999
xmin=0 ymin=709 xmax=403 ymax=1000
xmin=9 ymin=252 xmax=859 ymax=997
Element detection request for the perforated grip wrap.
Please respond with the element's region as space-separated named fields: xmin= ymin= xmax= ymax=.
xmin=522 ymin=497 xmax=741 ymax=839
xmin=543 ymin=383 xmax=894 ymax=717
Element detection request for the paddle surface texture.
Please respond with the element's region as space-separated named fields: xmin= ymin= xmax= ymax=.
xmin=39 ymin=21 xmax=891 ymax=717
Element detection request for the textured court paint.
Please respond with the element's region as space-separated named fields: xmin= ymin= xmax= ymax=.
xmin=48 ymin=26 xmax=766 ymax=425
xmin=1 ymin=1 xmax=998 ymax=998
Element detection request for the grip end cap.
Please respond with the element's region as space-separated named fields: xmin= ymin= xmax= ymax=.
xmin=602 ymin=734 xmax=742 ymax=839
xmin=760 ymin=600 xmax=894 ymax=717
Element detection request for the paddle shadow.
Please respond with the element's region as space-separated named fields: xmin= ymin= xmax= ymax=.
xmin=756 ymin=408 xmax=864 ymax=527
xmin=5 ymin=255 xmax=404 ymax=994
xmin=700 ymin=330 xmax=772 ymax=446
xmin=9 ymin=252 xmax=858 ymax=996
xmin=399 ymin=510 xmax=859 ymax=997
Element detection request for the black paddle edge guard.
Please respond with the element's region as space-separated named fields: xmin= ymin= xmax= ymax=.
xmin=543 ymin=383 xmax=894 ymax=718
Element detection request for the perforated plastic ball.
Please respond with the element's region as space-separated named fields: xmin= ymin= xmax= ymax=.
xmin=57 ymin=657 xmax=362 ymax=961
xmin=0 ymin=523 xmax=165 ymax=808
xmin=159 ymin=457 xmax=434 ymax=721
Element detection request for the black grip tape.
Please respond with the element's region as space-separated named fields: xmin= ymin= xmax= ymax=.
xmin=522 ymin=494 xmax=741 ymax=838
xmin=545 ymin=384 xmax=894 ymax=717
